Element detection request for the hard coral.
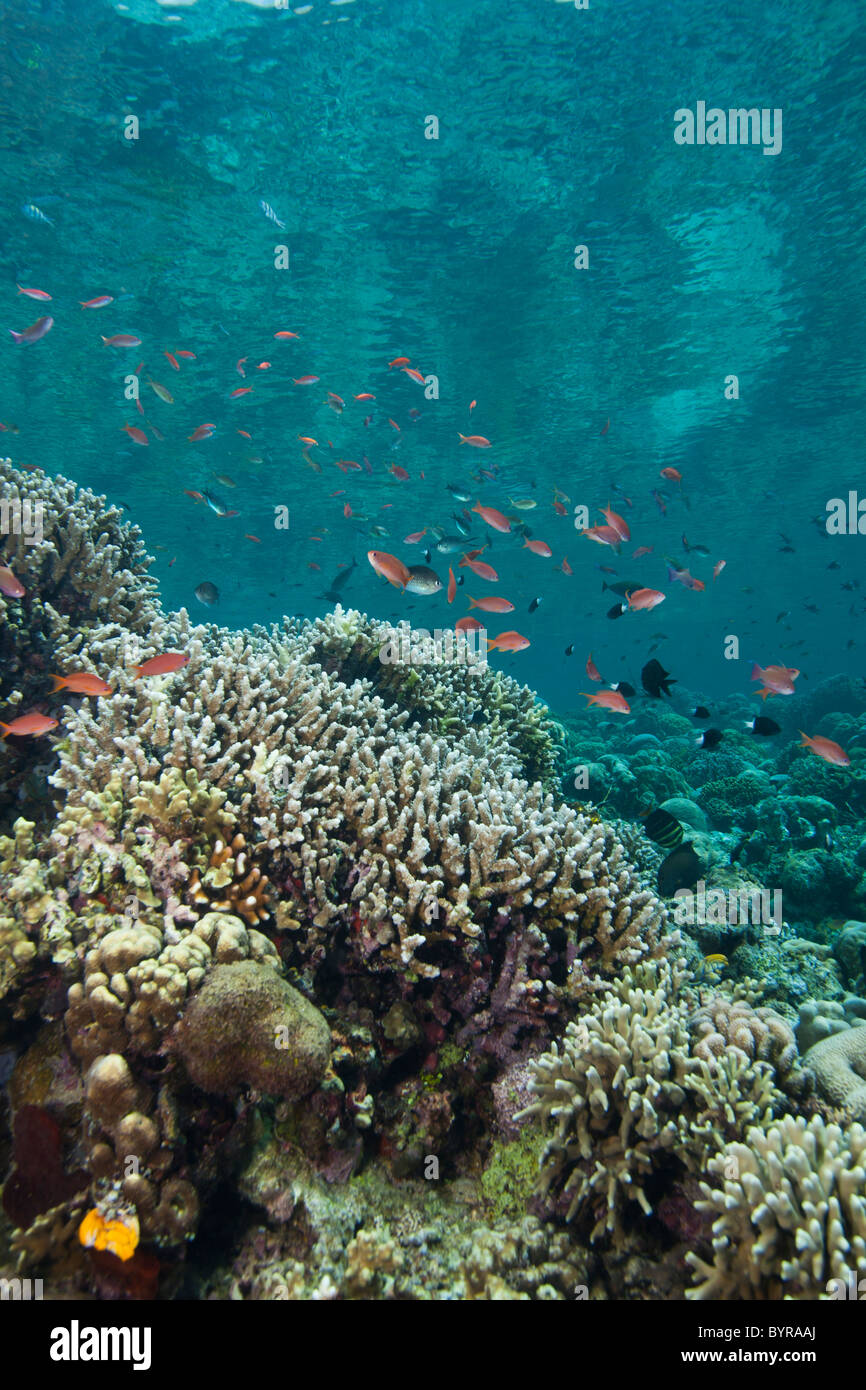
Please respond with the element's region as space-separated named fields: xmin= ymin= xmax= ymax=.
xmin=187 ymin=833 xmax=271 ymax=926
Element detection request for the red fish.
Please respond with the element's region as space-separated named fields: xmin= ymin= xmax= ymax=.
xmin=0 ymin=566 xmax=26 ymax=597
xmin=274 ymin=331 xmax=299 ymax=340
xmin=164 ymin=351 xmax=180 ymax=371
xmin=388 ymin=357 xmax=410 ymax=368
xmin=402 ymin=367 xmax=425 ymax=384
xmin=667 ymin=564 xmax=705 ymax=592
xmin=293 ymin=375 xmax=319 ymax=385
xmin=390 ymin=464 xmax=409 ymax=481
xmin=447 ymin=567 xmax=456 ymax=604
xmin=18 ymin=286 xmax=52 ymax=301
xmin=10 ymin=315 xmax=53 ymax=345
xmin=343 ymin=503 xmax=352 ymax=518
xmin=257 ymin=362 xmax=271 ymax=371
xmin=487 ymin=631 xmax=530 ymax=653
xmin=600 ymin=418 xmax=610 ymax=436
xmin=244 ymin=534 xmax=262 ymax=544
xmin=583 ymin=690 xmax=629 ymax=713
xmin=175 ymin=350 xmax=196 ymax=359
xmin=627 ymin=588 xmax=666 ymax=611
xmin=100 ymin=334 xmax=141 ymax=348
xmin=468 ymin=596 xmax=514 ymax=613
xmin=404 ymin=529 xmax=427 ymax=544
xmin=660 ymin=467 xmax=682 ymax=482
xmin=523 ymin=539 xmax=552 ymax=557
xmin=188 ymin=424 xmax=216 ymax=442
xmin=298 ymin=436 xmax=318 ymax=446
xmin=132 ymin=652 xmax=190 ymax=678
xmin=632 ymin=546 xmax=653 ymax=559
xmin=472 ymin=502 xmax=510 ymax=533
xmin=388 ymin=419 xmax=401 ymax=431
xmin=51 ymin=672 xmax=113 ymax=696
xmin=236 ymin=358 xmax=247 ymax=377
xmin=459 ymin=434 xmax=491 ymax=448
xmin=469 ymin=400 xmax=476 ymax=413
xmin=799 ymin=732 xmax=849 ymax=767
xmin=80 ymin=295 xmax=113 ymax=309
xmin=367 ymin=550 xmax=410 ymax=590
xmin=558 ymin=557 xmax=573 ymax=576
xmin=455 ymin=616 xmax=484 ymax=633
xmin=184 ymin=489 xmax=204 ymax=503
xmin=460 ymin=555 xmax=499 ymax=582
xmin=553 ymin=500 xmax=567 ymax=515
xmin=713 ymin=560 xmax=726 ymax=581
xmin=123 ymin=423 xmax=148 ymax=446
xmin=0 ymin=713 xmax=58 ymax=739
xmin=600 ymin=504 xmax=630 ymax=542
xmin=582 ymin=524 xmax=621 ymax=551
xmin=586 ymin=653 xmax=602 ymax=683
xmin=652 ymin=489 xmax=667 ymax=516
xmin=230 ymin=387 xmax=253 ymax=398
xmin=751 ymin=663 xmax=800 ymax=699
xmin=354 ymin=393 xmax=375 ymax=401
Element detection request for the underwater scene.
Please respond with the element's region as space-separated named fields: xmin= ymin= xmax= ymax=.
xmin=1 ymin=0 xmax=865 ymax=1317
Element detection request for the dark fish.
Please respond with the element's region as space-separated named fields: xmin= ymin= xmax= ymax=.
xmin=607 ymin=602 xmax=626 ymax=620
xmin=565 ymin=643 xmax=575 ymax=656
xmin=692 ymin=706 xmax=711 ymax=720
xmin=697 ymin=728 xmax=724 ymax=750
xmin=445 ymin=483 xmax=471 ymax=502
xmin=602 ymin=580 xmax=641 ymax=597
xmin=657 ymin=842 xmax=703 ymax=897
xmin=406 ymin=564 xmax=443 ymax=595
xmin=321 ymin=555 xmax=358 ymax=602
xmin=747 ymin=715 xmax=781 ymax=737
xmin=194 ymin=581 xmax=219 ymax=606
xmin=615 ymin=681 xmax=636 ymax=697
xmin=435 ymin=536 xmax=474 ymax=553
xmin=643 ymin=809 xmax=684 ymax=849
xmin=528 ymin=596 xmax=542 ymax=613
xmin=682 ymin=534 xmax=710 ymax=556
xmin=452 ymin=514 xmax=472 ymax=536
xmin=641 ymin=659 xmax=676 ymax=699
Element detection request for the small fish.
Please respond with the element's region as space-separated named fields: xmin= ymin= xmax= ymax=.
xmin=390 ymin=464 xmax=409 ymax=481
xmin=0 ymin=566 xmax=26 ymax=597
xmin=799 ymin=732 xmax=850 ymax=768
xmin=402 ymin=367 xmax=425 ymax=384
xmin=164 ymin=351 xmax=181 ymax=371
xmin=259 ymin=199 xmax=286 ymax=229
xmin=447 ymin=567 xmax=457 ymax=604
xmin=189 ymin=424 xmax=216 ymax=442
xmin=641 ymin=659 xmax=676 ymax=699
xmin=404 ymin=529 xmax=427 ymax=544
xmin=582 ymin=524 xmax=621 ymax=551
xmin=615 ymin=681 xmax=636 ymax=697
xmin=17 ymin=285 xmax=52 ymax=301
xmin=367 ymin=550 xmax=410 ymax=589
xmin=600 ymin=503 xmax=630 ymax=542
xmin=642 ymin=809 xmax=684 ymax=849
xmin=606 ymin=602 xmax=626 ymax=620
xmin=703 ymin=953 xmax=728 ymax=968
xmin=488 ymin=631 xmax=530 ymax=653
xmin=751 ymin=662 xmax=800 ymax=699
xmin=51 ymin=672 xmax=113 ymax=697
xmin=388 ymin=357 xmax=411 ymax=368
xmin=472 ymin=502 xmax=510 ymax=533
xmin=244 ymin=535 xmax=262 ymax=544
xmin=175 ymin=350 xmax=196 ymax=359
xmin=632 ymin=546 xmax=653 ymax=559
xmin=80 ymin=295 xmax=113 ymax=309
xmin=627 ymin=588 xmax=666 ymax=612
xmin=202 ymin=491 xmax=237 ymax=517
xmin=21 ymin=203 xmax=53 ymax=226
xmin=354 ymin=393 xmax=375 ymax=401
xmin=657 ymin=843 xmax=702 ymax=897
xmin=123 ymin=423 xmax=148 ymax=446
xmin=667 ymin=563 xmax=705 ymax=592
xmin=194 ymin=581 xmax=220 ymax=606
xmin=660 ymin=467 xmax=682 ymax=482
xmin=147 ymin=378 xmax=173 ymax=404
xmin=406 ymin=565 xmax=443 ymax=596
xmin=293 ymin=375 xmax=319 ymax=385
xmin=0 ymin=712 xmax=58 ymax=739
xmin=460 ymin=556 xmax=498 ymax=581
xmin=523 ymin=539 xmax=552 ymax=557
xmin=583 ymin=689 xmax=630 ymax=713
xmin=586 ymin=652 xmax=602 ymax=683
xmin=697 ymin=728 xmax=724 ymax=750
xmin=213 ymin=473 xmax=236 ymax=488
xmin=528 ymin=596 xmax=542 ymax=613
xmin=101 ymin=334 xmax=141 ymax=348
xmin=652 ymin=489 xmax=667 ymax=516
xmin=274 ymin=331 xmax=299 ymax=340
xmin=456 ymin=616 xmax=484 ymax=634
xmin=459 ymin=434 xmax=492 ymax=448
xmin=230 ymin=387 xmax=253 ymax=398
xmin=446 ymin=483 xmax=472 ymax=502
xmin=747 ymin=715 xmax=781 ymax=737
xmin=468 ymin=596 xmax=514 ymax=613
xmin=10 ymin=315 xmax=53 ymax=345
xmin=692 ymin=706 xmax=711 ymax=720
xmin=132 ymin=652 xmax=190 ymax=678
xmin=509 ymin=497 xmax=537 ymax=511
xmin=713 ymin=560 xmax=726 ymax=581
xmin=559 ymin=557 xmax=573 ymax=576
xmin=565 ymin=643 xmax=575 ymax=656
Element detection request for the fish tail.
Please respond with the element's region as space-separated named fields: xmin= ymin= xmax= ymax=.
xmin=798 ymin=731 xmax=811 ymax=747
xmin=750 ymin=662 xmax=762 ymax=681
xmin=0 ymin=723 xmax=9 ymax=739
xmin=50 ymin=675 xmax=66 ymax=692
xmin=8 ymin=330 xmax=22 ymax=344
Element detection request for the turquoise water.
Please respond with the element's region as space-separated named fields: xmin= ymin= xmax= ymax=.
xmin=3 ymin=0 xmax=864 ymax=708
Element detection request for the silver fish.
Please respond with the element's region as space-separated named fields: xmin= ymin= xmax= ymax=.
xmin=406 ymin=565 xmax=443 ymax=596
xmin=435 ymin=535 xmax=476 ymax=554
xmin=202 ymin=490 xmax=234 ymax=517
xmin=22 ymin=202 xmax=53 ymax=227
xmin=259 ymin=199 xmax=286 ymax=230
xmin=194 ymin=581 xmax=220 ymax=606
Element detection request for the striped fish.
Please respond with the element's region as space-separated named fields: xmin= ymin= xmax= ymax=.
xmin=642 ymin=809 xmax=684 ymax=850
xmin=259 ymin=199 xmax=286 ymax=230
xmin=21 ymin=202 xmax=53 ymax=227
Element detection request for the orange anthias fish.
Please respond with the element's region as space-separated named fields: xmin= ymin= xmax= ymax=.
xmin=18 ymin=285 xmax=52 ymax=301
xmin=799 ymin=732 xmax=850 ymax=768
xmin=455 ymin=616 xmax=484 ymax=633
xmin=660 ymin=467 xmax=682 ymax=482
xmin=460 ymin=555 xmax=499 ymax=582
xmin=472 ymin=502 xmax=510 ymax=533
xmin=586 ymin=653 xmax=602 ymax=683
xmin=0 ymin=712 xmax=59 ymax=738
xmin=388 ymin=357 xmax=410 ymax=368
xmin=123 ymin=423 xmax=148 ymax=446
xmin=447 ymin=567 xmax=456 ymax=604
xmin=132 ymin=652 xmax=190 ymax=678
xmin=468 ymin=596 xmax=514 ymax=613
xmin=583 ymin=689 xmax=630 ymax=714
xmin=558 ymin=557 xmax=573 ymax=576
xmin=601 ymin=504 xmax=630 ymax=542
xmin=274 ymin=331 xmax=300 ymax=340
xmin=175 ymin=350 xmax=196 ymax=359
xmin=713 ymin=560 xmax=726 ymax=581
xmin=751 ymin=663 xmax=800 ymax=699
xmin=582 ymin=524 xmax=621 ymax=551
xmin=189 ymin=424 xmax=216 ymax=442
xmin=51 ymin=672 xmax=113 ymax=696
xmin=390 ymin=464 xmax=409 ymax=480
xmin=667 ymin=564 xmax=705 ymax=592
xmin=367 ymin=550 xmax=411 ymax=590
xmin=523 ymin=539 xmax=552 ymax=557
xmin=459 ymin=434 xmax=491 ymax=448
xmin=627 ymin=588 xmax=666 ymax=611
xmin=0 ymin=566 xmax=26 ymax=597
xmin=404 ymin=529 xmax=427 ymax=544
xmin=632 ymin=546 xmax=653 ymax=559
xmin=164 ymin=351 xmax=180 ymax=371
xmin=487 ymin=631 xmax=530 ymax=652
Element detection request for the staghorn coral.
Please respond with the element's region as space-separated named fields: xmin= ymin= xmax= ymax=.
xmin=686 ymin=1115 xmax=866 ymax=1300
xmin=517 ymin=959 xmax=784 ymax=1241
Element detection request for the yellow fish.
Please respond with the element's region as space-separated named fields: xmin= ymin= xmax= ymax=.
xmin=508 ymin=497 xmax=537 ymax=510
xmin=703 ymin=953 xmax=728 ymax=967
xmin=147 ymin=378 xmax=173 ymax=404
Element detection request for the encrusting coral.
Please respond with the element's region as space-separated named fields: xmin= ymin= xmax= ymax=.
xmin=803 ymin=1025 xmax=866 ymax=1123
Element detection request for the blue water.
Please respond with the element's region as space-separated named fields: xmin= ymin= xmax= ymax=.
xmin=2 ymin=0 xmax=864 ymax=708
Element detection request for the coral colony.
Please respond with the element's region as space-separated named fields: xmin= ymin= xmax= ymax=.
xmin=1 ymin=460 xmax=866 ymax=1301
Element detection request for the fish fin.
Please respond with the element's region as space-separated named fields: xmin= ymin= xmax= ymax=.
xmin=50 ymin=675 xmax=66 ymax=692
